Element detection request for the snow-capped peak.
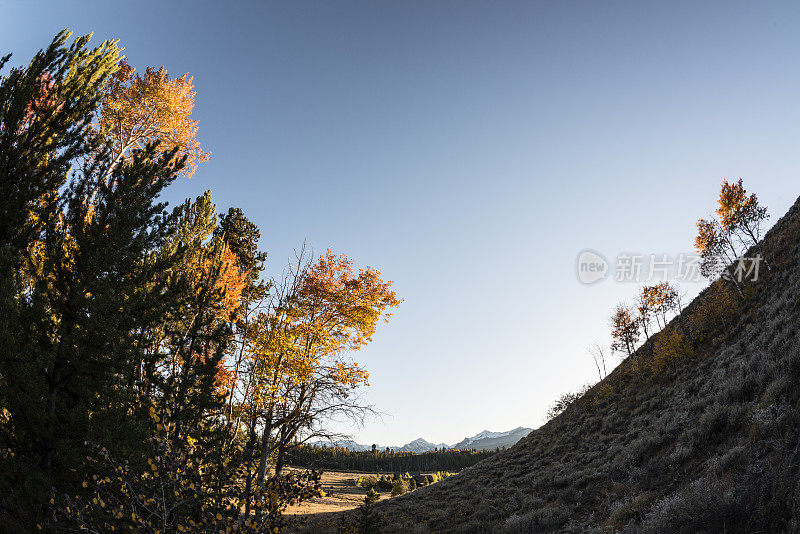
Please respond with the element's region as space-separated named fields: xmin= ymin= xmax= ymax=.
xmin=464 ymin=429 xmax=510 ymax=444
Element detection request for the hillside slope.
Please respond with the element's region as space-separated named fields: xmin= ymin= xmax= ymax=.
xmin=375 ymin=197 xmax=800 ymax=533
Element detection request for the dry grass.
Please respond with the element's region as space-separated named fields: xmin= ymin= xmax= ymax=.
xmin=284 ymin=470 xmax=393 ymax=532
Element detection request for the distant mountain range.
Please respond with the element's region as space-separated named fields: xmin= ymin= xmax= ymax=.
xmin=451 ymin=427 xmax=531 ymax=451
xmin=396 ymin=437 xmax=450 ymax=453
xmin=310 ymin=427 xmax=532 ymax=453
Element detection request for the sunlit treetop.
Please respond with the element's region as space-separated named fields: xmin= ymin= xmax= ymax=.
xmin=716 ymin=178 xmax=769 ymax=239
xmin=99 ymin=59 xmax=210 ymax=178
xmin=296 ymin=248 xmax=403 ymax=353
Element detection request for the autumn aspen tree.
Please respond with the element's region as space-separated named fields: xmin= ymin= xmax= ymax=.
xmin=695 ymin=179 xmax=769 ymax=293
xmin=716 ymin=178 xmax=770 ymax=268
xmin=610 ymin=303 xmax=640 ymax=359
xmin=98 ymin=59 xmax=210 ymax=180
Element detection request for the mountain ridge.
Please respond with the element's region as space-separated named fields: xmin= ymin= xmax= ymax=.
xmin=309 ymin=426 xmax=532 ymax=453
xmin=451 ymin=426 xmax=532 ymax=451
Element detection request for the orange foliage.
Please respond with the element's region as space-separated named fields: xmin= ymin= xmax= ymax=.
xmin=245 ymin=249 xmax=401 ymax=407
xmin=186 ymin=243 xmax=248 ymax=394
xmin=100 ymin=60 xmax=210 ymax=177
xmin=694 ymin=218 xmax=720 ymax=256
xmin=297 ymin=248 xmax=402 ymax=354
xmin=717 ymin=178 xmax=759 ymax=231
xmin=212 ymin=357 xmax=235 ymax=396
xmin=610 ymin=303 xmax=639 ymax=358
xmin=332 ymin=360 xmax=370 ymax=388
xmin=214 ymin=244 xmax=248 ymax=320
xmin=211 ymin=244 xmax=248 ymax=393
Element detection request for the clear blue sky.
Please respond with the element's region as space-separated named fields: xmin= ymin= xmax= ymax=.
xmin=3 ymin=1 xmax=800 ymax=446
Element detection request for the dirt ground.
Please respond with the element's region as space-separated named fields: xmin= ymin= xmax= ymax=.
xmin=284 ymin=470 xmax=392 ymax=532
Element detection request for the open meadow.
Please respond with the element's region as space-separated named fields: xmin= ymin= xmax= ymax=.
xmin=284 ymin=470 xmax=399 ymax=532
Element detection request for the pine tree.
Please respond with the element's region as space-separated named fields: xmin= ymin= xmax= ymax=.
xmin=0 ymin=30 xmax=197 ymax=526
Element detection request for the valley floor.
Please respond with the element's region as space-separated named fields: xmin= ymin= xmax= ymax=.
xmin=284 ymin=469 xmax=393 ymax=532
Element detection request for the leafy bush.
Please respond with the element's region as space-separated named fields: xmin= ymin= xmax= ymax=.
xmin=650 ymin=326 xmax=694 ymax=374
xmin=356 ymin=474 xmax=393 ymax=491
xmin=356 ymin=475 xmax=378 ymax=489
xmin=429 ymin=471 xmax=453 ymax=483
xmin=391 ymin=477 xmax=409 ymax=496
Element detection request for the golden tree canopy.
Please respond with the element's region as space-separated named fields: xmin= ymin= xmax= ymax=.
xmin=717 ymin=178 xmax=759 ymax=232
xmin=99 ymin=59 xmax=210 ymax=177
